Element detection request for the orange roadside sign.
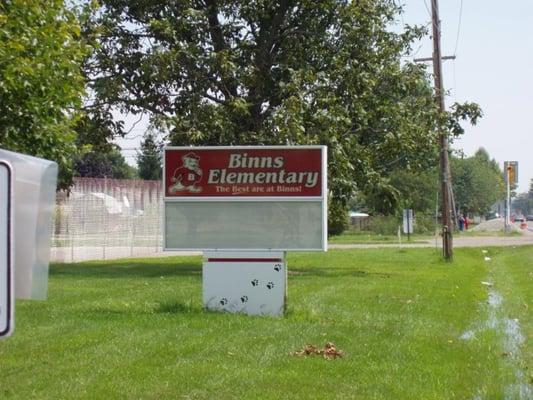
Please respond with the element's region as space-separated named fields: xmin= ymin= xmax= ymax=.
xmin=504 ymin=161 xmax=518 ymax=187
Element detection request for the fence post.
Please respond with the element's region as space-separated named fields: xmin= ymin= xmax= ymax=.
xmin=155 ymin=182 xmax=161 ymax=253
xmin=103 ymin=176 xmax=107 ymax=260
xmin=130 ymin=186 xmax=134 ymax=258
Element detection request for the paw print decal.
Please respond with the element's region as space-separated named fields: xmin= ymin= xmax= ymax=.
xmin=219 ymin=298 xmax=228 ymax=306
xmin=266 ymin=281 xmax=275 ymax=289
xmin=251 ymin=279 xmax=259 ymax=287
xmin=274 ymin=264 xmax=282 ymax=272
xmin=240 ymin=295 xmax=248 ymax=303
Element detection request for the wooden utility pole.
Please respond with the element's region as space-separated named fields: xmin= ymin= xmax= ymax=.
xmin=431 ymin=0 xmax=453 ymax=260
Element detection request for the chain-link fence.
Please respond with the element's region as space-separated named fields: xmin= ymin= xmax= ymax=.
xmin=50 ymin=178 xmax=444 ymax=262
xmin=347 ymin=214 xmax=440 ymax=236
xmin=51 ymin=177 xmax=163 ymax=263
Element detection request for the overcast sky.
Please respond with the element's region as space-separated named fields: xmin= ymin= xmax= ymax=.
xmin=401 ymin=0 xmax=532 ymax=192
xmin=117 ymin=0 xmax=532 ymax=193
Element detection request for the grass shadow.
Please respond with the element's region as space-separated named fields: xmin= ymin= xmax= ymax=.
xmin=289 ymin=268 xmax=392 ymax=278
xmin=155 ymin=300 xmax=205 ymax=314
xmin=81 ymin=301 xmax=206 ymax=317
xmin=50 ymin=257 xmax=202 ymax=279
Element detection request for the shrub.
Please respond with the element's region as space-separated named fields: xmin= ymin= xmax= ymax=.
xmin=328 ymin=200 xmax=349 ymax=236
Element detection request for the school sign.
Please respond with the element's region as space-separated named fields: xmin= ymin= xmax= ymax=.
xmin=163 ymin=146 xmax=327 ymax=316
xmin=163 ymin=146 xmax=327 ymax=251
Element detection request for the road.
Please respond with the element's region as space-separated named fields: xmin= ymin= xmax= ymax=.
xmin=331 ymin=221 xmax=533 ymax=249
xmin=51 ymin=233 xmax=533 ymax=263
xmin=50 ymin=222 xmax=533 ymax=262
xmin=329 ymin=233 xmax=533 ymax=249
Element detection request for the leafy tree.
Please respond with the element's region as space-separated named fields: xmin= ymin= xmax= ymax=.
xmin=137 ymin=131 xmax=162 ymax=180
xmin=328 ymin=200 xmax=349 ymax=236
xmin=523 ymin=178 xmax=533 ymax=214
xmin=451 ymin=148 xmax=504 ymax=216
xmin=84 ymin=0 xmax=481 ymax=226
xmin=350 ymin=168 xmax=439 ymax=216
xmin=74 ymin=108 xmax=126 ymax=153
xmin=88 ymin=1 xmax=431 ymax=183
xmin=512 ymin=192 xmax=531 ymax=217
xmin=0 ymin=0 xmax=90 ymax=188
xmin=389 ymin=169 xmax=439 ymax=213
xmin=512 ymin=179 xmax=533 ymax=217
xmin=74 ymin=146 xmax=136 ymax=179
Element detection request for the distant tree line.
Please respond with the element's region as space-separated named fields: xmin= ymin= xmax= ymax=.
xmin=512 ymin=179 xmax=533 ymax=217
xmin=351 ymin=147 xmax=505 ymax=220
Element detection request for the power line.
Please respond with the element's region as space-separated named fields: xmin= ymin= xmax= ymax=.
xmin=422 ymin=0 xmax=432 ymax=18
xmin=453 ymin=0 xmax=464 ymax=56
xmin=448 ymin=0 xmax=463 ymax=105
xmin=452 ymin=59 xmax=458 ymax=103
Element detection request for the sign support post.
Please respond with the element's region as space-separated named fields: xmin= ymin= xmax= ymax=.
xmin=202 ymin=251 xmax=287 ymax=316
xmin=403 ymin=209 xmax=413 ymax=241
xmin=506 ymin=167 xmax=511 ymax=230
xmin=504 ymin=161 xmax=518 ymax=231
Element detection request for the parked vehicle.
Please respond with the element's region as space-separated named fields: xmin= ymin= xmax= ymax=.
xmin=512 ymin=213 xmax=527 ymax=224
xmin=485 ymin=212 xmax=499 ymax=220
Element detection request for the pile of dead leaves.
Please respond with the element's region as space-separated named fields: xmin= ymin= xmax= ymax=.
xmin=291 ymin=342 xmax=344 ymax=360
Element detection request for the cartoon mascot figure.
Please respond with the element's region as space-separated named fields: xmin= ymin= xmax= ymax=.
xmin=169 ymin=152 xmax=203 ymax=193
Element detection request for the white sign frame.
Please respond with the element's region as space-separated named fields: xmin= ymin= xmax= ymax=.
xmin=163 ymin=145 xmax=328 ymax=252
xmin=0 ymin=161 xmax=13 ymax=338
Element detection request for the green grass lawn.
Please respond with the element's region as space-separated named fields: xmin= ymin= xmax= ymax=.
xmin=1 ymin=246 xmax=531 ymax=399
xmin=328 ymin=231 xmax=432 ymax=244
xmin=458 ymin=229 xmax=523 ymax=237
xmin=328 ymin=229 xmax=523 ymax=244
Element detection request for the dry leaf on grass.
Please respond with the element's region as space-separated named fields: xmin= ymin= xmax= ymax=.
xmin=323 ymin=342 xmax=344 ymax=359
xmin=291 ymin=342 xmax=344 ymax=360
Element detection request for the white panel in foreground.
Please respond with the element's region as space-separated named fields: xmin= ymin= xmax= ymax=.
xmin=0 ymin=149 xmax=57 ymax=300
xmin=165 ymin=201 xmax=323 ymax=250
xmin=203 ymin=252 xmax=286 ymax=316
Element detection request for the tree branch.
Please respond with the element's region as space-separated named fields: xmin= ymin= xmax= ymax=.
xmin=204 ymin=0 xmax=238 ymax=98
xmin=244 ymin=1 xmax=293 ymax=128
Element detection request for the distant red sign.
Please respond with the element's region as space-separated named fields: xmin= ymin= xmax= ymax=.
xmin=164 ymin=147 xmax=324 ymax=197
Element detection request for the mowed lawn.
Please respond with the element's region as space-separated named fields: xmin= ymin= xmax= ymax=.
xmin=328 ymin=232 xmax=431 ymax=244
xmin=1 ymin=246 xmax=531 ymax=399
